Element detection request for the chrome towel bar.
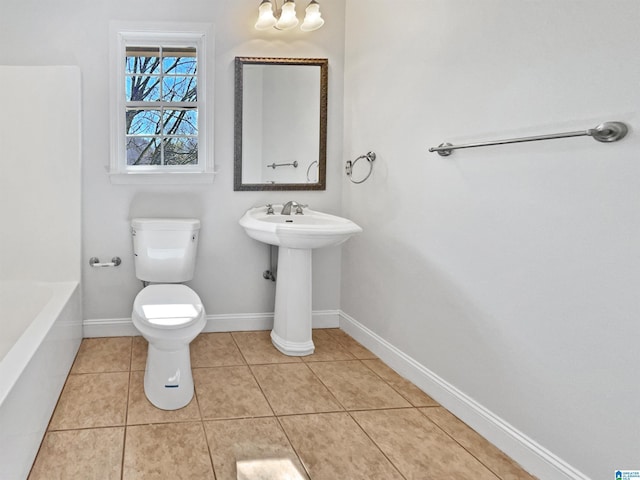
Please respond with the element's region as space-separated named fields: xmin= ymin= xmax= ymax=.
xmin=89 ymin=257 xmax=122 ymax=268
xmin=429 ymin=121 xmax=628 ymax=156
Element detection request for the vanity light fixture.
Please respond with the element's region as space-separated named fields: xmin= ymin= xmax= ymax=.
xmin=255 ymin=0 xmax=324 ymax=32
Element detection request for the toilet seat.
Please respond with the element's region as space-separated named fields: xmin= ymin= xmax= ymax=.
xmin=133 ymin=284 xmax=204 ymax=330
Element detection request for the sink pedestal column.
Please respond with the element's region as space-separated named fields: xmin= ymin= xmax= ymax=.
xmin=271 ymin=246 xmax=315 ymax=356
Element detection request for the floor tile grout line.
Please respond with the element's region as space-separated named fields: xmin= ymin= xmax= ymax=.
xmin=120 ymin=425 xmax=127 ymax=480
xmin=415 ymin=407 xmax=505 ymax=480
xmin=345 ymin=408 xmax=410 ymax=480
xmin=250 ymin=361 xmax=346 ymax=415
xmin=121 ymin=338 xmax=133 ymax=480
xmin=323 ymin=329 xmax=371 ymax=358
xmin=359 ymin=357 xmax=437 ymax=408
xmin=190 ymin=331 xmax=248 ymax=369
xmin=245 ymin=361 xmax=278 ymax=419
xmin=46 ymin=424 xmax=127 ymax=433
xmin=271 ymin=409 xmax=409 ymax=480
xmin=199 ymin=419 xmax=218 ymax=480
xmin=68 ymin=368 xmax=133 ymax=375
xmin=229 ymin=331 xmax=251 ymax=366
xmin=121 ymin=337 xmax=134 ymax=480
xmin=124 ymin=338 xmax=133 ymax=427
xmin=306 ymin=358 xmax=415 ymax=411
xmin=272 ymin=414 xmax=314 ymax=479
xmin=303 ymin=358 xmax=350 ymax=412
xmin=192 ymin=360 xmax=300 ymax=369
xmin=200 ymin=413 xmax=276 ymax=422
xmin=299 ymin=330 xmax=356 ymax=363
xmin=125 ymin=417 xmax=204 ymax=427
xmin=193 ymin=371 xmax=206 ymax=423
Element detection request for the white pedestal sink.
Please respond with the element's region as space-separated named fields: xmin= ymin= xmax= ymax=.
xmin=239 ymin=204 xmax=362 ymax=356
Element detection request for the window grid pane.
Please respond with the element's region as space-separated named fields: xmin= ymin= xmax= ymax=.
xmin=125 ymin=45 xmax=199 ymax=168
xmin=162 ymin=76 xmax=197 ymax=102
xmin=126 ymin=106 xmax=198 ymax=166
xmin=164 ymin=137 xmax=198 ymax=165
xmin=126 ymin=136 xmax=162 ymax=166
xmin=126 ymin=109 xmax=162 ymax=135
xmin=126 ymin=48 xmax=160 ymax=75
xmin=126 ymin=76 xmax=161 ymax=102
xmin=162 ymin=53 xmax=197 ymax=76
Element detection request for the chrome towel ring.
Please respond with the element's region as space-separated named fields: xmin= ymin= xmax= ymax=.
xmin=346 ymin=151 xmax=376 ymax=184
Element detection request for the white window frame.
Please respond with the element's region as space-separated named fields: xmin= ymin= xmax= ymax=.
xmin=109 ymin=21 xmax=215 ymax=184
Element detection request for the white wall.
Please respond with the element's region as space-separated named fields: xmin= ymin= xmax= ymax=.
xmin=0 ymin=0 xmax=346 ymax=322
xmin=342 ymin=1 xmax=640 ymax=479
xmin=0 ymin=66 xmax=81 ymax=282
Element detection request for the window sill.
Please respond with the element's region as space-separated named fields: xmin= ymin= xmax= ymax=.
xmin=109 ymin=171 xmax=215 ymax=185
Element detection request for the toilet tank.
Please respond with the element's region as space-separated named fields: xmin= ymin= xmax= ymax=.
xmin=131 ymin=218 xmax=201 ymax=283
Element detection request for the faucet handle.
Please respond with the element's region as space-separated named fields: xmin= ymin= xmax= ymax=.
xmin=295 ymin=204 xmax=308 ymax=214
xmin=265 ymin=204 xmax=274 ymax=215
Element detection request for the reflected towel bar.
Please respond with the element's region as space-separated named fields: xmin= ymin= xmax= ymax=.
xmin=267 ymin=161 xmax=299 ymax=169
xmin=429 ymin=121 xmax=628 ymax=156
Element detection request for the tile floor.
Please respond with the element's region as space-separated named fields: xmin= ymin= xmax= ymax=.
xmin=29 ymin=329 xmax=537 ymax=480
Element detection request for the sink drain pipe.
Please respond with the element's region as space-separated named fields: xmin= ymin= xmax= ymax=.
xmin=263 ymin=245 xmax=277 ymax=281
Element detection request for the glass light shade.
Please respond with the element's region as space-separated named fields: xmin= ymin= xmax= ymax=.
xmin=255 ymin=1 xmax=277 ymax=30
xmin=300 ymin=1 xmax=324 ymax=31
xmin=276 ymin=1 xmax=299 ymax=30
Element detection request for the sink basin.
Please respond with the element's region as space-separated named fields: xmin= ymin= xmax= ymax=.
xmin=239 ymin=204 xmax=362 ymax=357
xmin=239 ymin=205 xmax=362 ymax=249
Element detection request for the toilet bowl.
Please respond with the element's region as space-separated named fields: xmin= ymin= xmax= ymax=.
xmin=132 ymin=284 xmax=206 ymax=410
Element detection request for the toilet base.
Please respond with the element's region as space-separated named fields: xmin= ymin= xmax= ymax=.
xmin=144 ymin=343 xmax=194 ymax=410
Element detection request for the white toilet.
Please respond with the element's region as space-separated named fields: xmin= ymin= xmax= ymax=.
xmin=131 ymin=218 xmax=206 ymax=410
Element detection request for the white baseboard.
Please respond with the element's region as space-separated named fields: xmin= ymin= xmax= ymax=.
xmin=83 ymin=317 xmax=139 ymax=337
xmin=83 ymin=310 xmax=340 ymax=338
xmin=338 ymin=310 xmax=591 ymax=480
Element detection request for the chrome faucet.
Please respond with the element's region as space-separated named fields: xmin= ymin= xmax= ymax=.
xmin=281 ymin=201 xmax=306 ymax=215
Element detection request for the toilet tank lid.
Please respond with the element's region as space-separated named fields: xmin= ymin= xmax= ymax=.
xmin=131 ymin=218 xmax=200 ymax=231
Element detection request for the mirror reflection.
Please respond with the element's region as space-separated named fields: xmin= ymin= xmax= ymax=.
xmin=234 ymin=57 xmax=328 ymax=191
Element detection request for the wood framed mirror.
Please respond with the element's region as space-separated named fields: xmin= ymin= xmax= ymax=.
xmin=233 ymin=57 xmax=328 ymax=191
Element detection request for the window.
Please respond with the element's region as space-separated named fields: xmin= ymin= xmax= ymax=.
xmin=125 ymin=46 xmax=198 ymax=167
xmin=109 ymin=22 xmax=214 ymax=184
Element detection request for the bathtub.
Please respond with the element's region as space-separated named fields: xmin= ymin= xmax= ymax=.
xmin=0 ymin=281 xmax=82 ymax=480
